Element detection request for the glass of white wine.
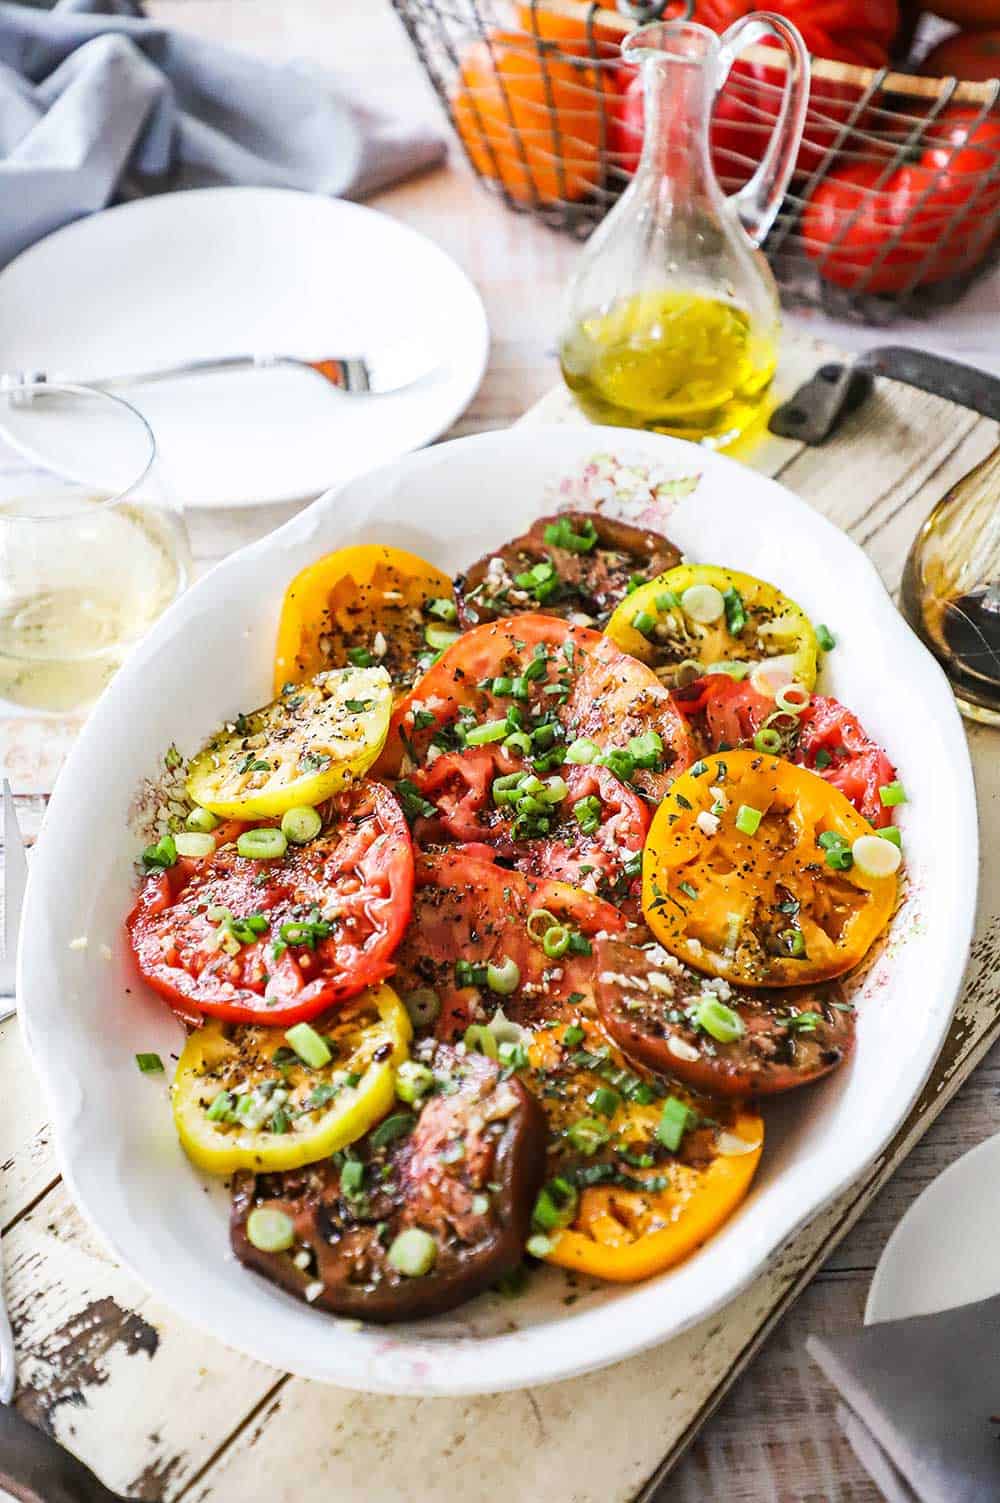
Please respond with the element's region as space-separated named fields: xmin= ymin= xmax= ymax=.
xmin=0 ymin=382 xmax=190 ymax=714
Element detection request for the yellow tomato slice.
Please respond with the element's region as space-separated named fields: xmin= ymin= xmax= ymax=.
xmin=186 ymin=668 xmax=392 ymax=817
xmin=273 ymin=544 xmax=456 ymax=697
xmin=525 ymin=1016 xmax=763 ymax=1283
xmin=171 ymin=983 xmax=412 ymax=1175
xmin=605 ymin=564 xmax=818 ymax=691
xmin=643 ymin=749 xmax=897 ymax=987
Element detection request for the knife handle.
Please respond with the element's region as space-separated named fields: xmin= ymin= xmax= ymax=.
xmin=855 ymin=346 xmax=1000 ymax=422
xmin=0 ymin=1403 xmax=126 ymax=1503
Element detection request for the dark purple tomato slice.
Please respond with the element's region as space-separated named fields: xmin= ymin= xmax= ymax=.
xmin=231 ymin=1042 xmax=546 ymax=1322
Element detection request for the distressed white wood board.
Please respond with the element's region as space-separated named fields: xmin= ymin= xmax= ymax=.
xmin=2 ymin=335 xmax=999 ymax=1500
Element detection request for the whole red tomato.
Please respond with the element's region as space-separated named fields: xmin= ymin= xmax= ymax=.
xmin=801 ymin=109 xmax=1000 ymax=294
xmin=610 ymin=0 xmax=898 ymax=187
xmin=922 ymin=29 xmax=1000 ymax=82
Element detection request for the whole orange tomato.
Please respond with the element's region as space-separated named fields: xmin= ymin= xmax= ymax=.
xmin=452 ymin=31 xmax=608 ymax=204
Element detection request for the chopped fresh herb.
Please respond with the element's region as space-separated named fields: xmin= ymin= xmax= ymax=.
xmin=815 ymin=623 xmax=836 ymax=652
xmin=345 ymin=698 xmax=373 ymax=713
xmin=723 ymin=587 xmax=746 ymax=636
xmin=347 ymin=646 xmax=375 ymax=667
xmin=395 ymin=779 xmax=437 ymax=825
xmin=135 ymin=1052 xmax=164 ymax=1074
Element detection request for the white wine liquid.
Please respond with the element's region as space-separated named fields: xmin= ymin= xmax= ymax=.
xmin=0 ymin=494 xmax=185 ymax=712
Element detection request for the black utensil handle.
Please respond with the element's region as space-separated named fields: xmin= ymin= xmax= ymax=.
xmin=0 ymin=1404 xmax=124 ymax=1503
xmin=856 ymin=346 xmax=1000 ymax=422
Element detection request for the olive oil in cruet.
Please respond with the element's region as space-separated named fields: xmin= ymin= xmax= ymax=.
xmin=558 ymin=15 xmax=808 ymax=447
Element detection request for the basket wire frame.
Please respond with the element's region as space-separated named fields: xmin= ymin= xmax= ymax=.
xmin=391 ymin=0 xmax=1000 ymax=322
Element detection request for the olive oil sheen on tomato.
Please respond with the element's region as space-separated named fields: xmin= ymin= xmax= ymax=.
xmin=558 ymin=291 xmax=777 ymax=447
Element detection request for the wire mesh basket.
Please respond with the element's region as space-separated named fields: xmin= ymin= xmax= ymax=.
xmin=391 ymin=0 xmax=1000 ymax=323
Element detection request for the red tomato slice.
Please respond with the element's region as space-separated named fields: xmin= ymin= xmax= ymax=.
xmin=673 ymin=676 xmax=898 ymax=828
xmin=406 ymin=751 xmax=649 ymax=913
xmin=127 ymin=783 xmax=414 ymax=1024
xmin=391 ymin=844 xmax=626 ymax=1039
xmin=381 ymin=614 xmax=693 ymax=802
xmin=796 ymin=695 xmax=897 ymax=830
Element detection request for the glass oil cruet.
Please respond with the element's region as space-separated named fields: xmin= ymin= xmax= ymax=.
xmin=558 ymin=13 xmax=809 ymax=447
xmin=900 ymin=446 xmax=1000 ymax=726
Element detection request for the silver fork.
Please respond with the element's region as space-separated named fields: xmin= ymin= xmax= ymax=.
xmin=2 ymin=341 xmax=437 ymax=398
xmin=0 ymin=785 xmax=127 ymax=1499
xmin=0 ymin=779 xmax=25 ymax=1027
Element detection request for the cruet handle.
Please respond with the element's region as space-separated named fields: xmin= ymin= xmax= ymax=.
xmin=715 ymin=13 xmax=810 ymax=247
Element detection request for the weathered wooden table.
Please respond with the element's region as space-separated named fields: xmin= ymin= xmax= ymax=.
xmin=3 ymin=4 xmax=1000 ymax=1500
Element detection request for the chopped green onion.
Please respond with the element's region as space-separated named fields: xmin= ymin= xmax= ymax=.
xmin=723 ymin=587 xmax=746 ymax=636
xmin=527 ymin=908 xmax=558 ymax=942
xmin=175 ymin=832 xmax=215 ymax=859
xmin=206 ymin=1089 xmax=235 ymax=1122
xmin=237 ymin=828 xmax=288 ymax=861
xmin=141 ymin=834 xmax=177 ymax=870
xmin=395 ymin=779 xmax=437 ymax=824
xmin=566 ymin=1117 xmax=611 ymax=1155
xmin=340 ymin=1158 xmax=365 ymax=1197
xmin=532 ymin=1177 xmax=578 ymax=1232
xmin=526 ymin=1233 xmax=553 ymax=1258
xmin=852 ymin=833 xmax=902 ymax=877
xmin=775 ymin=683 xmax=810 ymax=715
xmin=424 ymin=622 xmax=460 ymax=651
xmin=565 ymin=737 xmax=600 ymax=764
xmin=522 ymin=650 xmax=549 ymax=683
xmin=681 ymin=583 xmax=725 ymax=624
xmin=466 ymin=718 xmax=509 ymax=746
xmin=284 ymin=1022 xmax=332 ymax=1069
xmin=815 ymin=623 xmax=836 ymax=652
xmin=463 ymin=1024 xmax=499 ymax=1059
xmin=487 ymin=956 xmax=521 ymax=995
xmin=879 ymin=781 xmax=907 ymax=807
xmin=628 ymin=729 xmax=663 ymax=768
xmin=427 ymin=597 xmax=457 ymax=623
xmin=395 ymin=1060 xmax=435 ymax=1104
xmin=542 ymin=925 xmax=571 ymax=959
xmin=598 ymin=747 xmax=636 ymax=781
xmin=735 ymin=804 xmax=762 ymax=836
xmin=539 ymin=775 xmax=568 ymax=804
xmin=135 ymin=1052 xmax=164 ymax=1074
xmin=706 ymin=661 xmax=750 ymax=680
xmin=878 ymin=827 xmax=902 ymax=848
xmin=753 ymin=728 xmax=783 ymax=754
xmin=544 ymin=516 xmax=598 ymax=552
xmin=655 ymin=589 xmax=679 ymax=611
xmin=185 ymin=807 xmax=219 ymax=834
xmin=281 ymin=805 xmax=322 ymax=844
xmin=656 ymin=1095 xmax=695 ymax=1151
xmin=632 ymin=610 xmax=655 ymax=636
xmin=587 ymin=1085 xmax=620 ymax=1118
xmin=279 ymin=913 xmax=330 ymax=949
xmin=246 ymin=1208 xmax=295 ymax=1253
xmin=573 ymin=794 xmax=602 ymax=835
xmin=692 ymin=995 xmax=745 ymax=1043
xmin=509 ymin=675 xmax=530 ymax=699
xmin=818 ymin=831 xmax=854 ymax=870
xmin=455 ymin=959 xmax=488 ymax=989
xmin=346 ymin=646 xmax=375 ymax=667
xmin=780 ymin=928 xmax=806 ymax=957
xmin=369 ymin=1113 xmax=415 ymax=1149
xmin=403 ymin=988 xmax=440 ymax=1028
xmin=387 ymin=1227 xmax=437 ymax=1277
xmin=503 ymin=730 xmax=532 ymax=756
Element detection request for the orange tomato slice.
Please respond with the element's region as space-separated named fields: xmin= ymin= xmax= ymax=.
xmin=526 ymin=1016 xmax=763 ymax=1283
xmin=643 ymin=748 xmax=897 ymax=987
xmin=273 ymin=545 xmax=454 ymax=697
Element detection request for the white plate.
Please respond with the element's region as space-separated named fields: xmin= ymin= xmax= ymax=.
xmin=18 ymin=426 xmax=978 ymax=1395
xmin=866 ymin=1133 xmax=1000 ymax=1326
xmin=0 ymin=188 xmax=489 ymax=508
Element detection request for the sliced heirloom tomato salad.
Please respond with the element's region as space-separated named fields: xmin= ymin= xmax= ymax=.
xmin=125 ymin=480 xmax=906 ymax=1325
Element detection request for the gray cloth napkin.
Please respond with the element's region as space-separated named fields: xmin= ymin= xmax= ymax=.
xmin=0 ymin=0 xmax=446 ymax=267
xmin=807 ymin=1293 xmax=1000 ymax=1503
